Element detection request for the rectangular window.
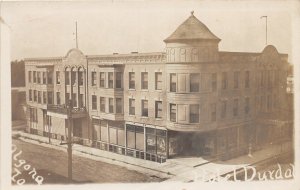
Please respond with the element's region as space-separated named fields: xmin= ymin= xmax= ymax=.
xmin=72 ymin=93 xmax=77 ymax=107
xmin=155 ymin=72 xmax=162 ymax=90
xmin=28 ymin=71 xmax=32 ymax=83
xmin=91 ymin=72 xmax=96 ymax=86
xmin=141 ymin=72 xmax=148 ymax=90
xmin=260 ymin=71 xmax=264 ymax=87
xmin=116 ymin=98 xmax=122 ymax=114
xmin=190 ymin=104 xmax=199 ymax=123
xmin=129 ymin=72 xmax=135 ymax=89
xmin=190 ymin=73 xmax=200 ymax=92
xmin=108 ymin=72 xmax=114 ymax=88
xmin=56 ymin=92 xmax=61 ymax=105
xmin=221 ymin=100 xmax=227 ymax=118
xmin=170 ymin=73 xmax=177 ymax=92
xmin=141 ymin=100 xmax=148 ymax=117
xmin=43 ymin=92 xmax=47 ymax=104
xmin=29 ymin=90 xmax=32 ymax=101
xmin=33 ymin=90 xmax=37 ymax=102
xmin=47 ymin=71 xmax=53 ymax=84
xmin=33 ymin=71 xmax=36 ymax=83
xmin=65 ymin=71 xmax=70 ymax=85
xmin=37 ymin=72 xmax=41 ymax=84
xmin=100 ymin=97 xmax=105 ymax=113
xmin=222 ymin=72 xmax=227 ymax=89
xmin=56 ymin=71 xmax=60 ymax=84
xmin=65 ymin=93 xmax=70 ymax=105
xmin=116 ymin=72 xmax=122 ymax=88
xmin=79 ymin=94 xmax=84 ymax=108
xmin=42 ymin=72 xmax=46 ymax=84
xmin=245 ymin=71 xmax=250 ymax=88
xmin=92 ymin=95 xmax=97 ymax=110
xmin=211 ymin=103 xmax=216 ymax=122
xmin=47 ymin=92 xmax=53 ymax=104
xmin=170 ymin=104 xmax=176 ymax=122
xmin=233 ymin=99 xmax=239 ymax=116
xmin=234 ymin=71 xmax=239 ymax=89
xmin=129 ymin=99 xmax=135 ymax=115
xmin=71 ymin=71 xmax=76 ymax=85
xmin=109 ymin=98 xmax=114 ymax=113
xmin=245 ymin=97 xmax=250 ymax=114
xmin=267 ymin=95 xmax=272 ymax=111
xmin=78 ymin=71 xmax=83 ymax=86
xmin=212 ymin=73 xmax=217 ymax=91
xmin=155 ymin=101 xmax=162 ymax=118
xmin=99 ymin=72 xmax=105 ymax=88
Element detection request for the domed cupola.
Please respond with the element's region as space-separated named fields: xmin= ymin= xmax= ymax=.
xmin=164 ymin=11 xmax=221 ymax=63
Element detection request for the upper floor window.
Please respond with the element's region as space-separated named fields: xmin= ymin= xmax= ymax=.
xmin=212 ymin=73 xmax=217 ymax=91
xmin=116 ymin=98 xmax=122 ymax=114
xmin=28 ymin=71 xmax=32 ymax=83
xmin=267 ymin=95 xmax=272 ymax=111
xmin=116 ymin=72 xmax=122 ymax=89
xmin=155 ymin=101 xmax=162 ymax=118
xmin=109 ymin=98 xmax=114 ymax=113
xmin=65 ymin=71 xmax=70 ymax=85
xmin=47 ymin=92 xmax=53 ymax=104
xmin=170 ymin=73 xmax=177 ymax=92
xmin=100 ymin=97 xmax=105 ymax=112
xmin=56 ymin=71 xmax=60 ymax=84
xmin=33 ymin=90 xmax=37 ymax=102
xmin=234 ymin=71 xmax=239 ymax=89
xmin=129 ymin=72 xmax=135 ymax=89
xmin=42 ymin=72 xmax=46 ymax=84
xmin=233 ymin=99 xmax=239 ymax=116
xmin=91 ymin=72 xmax=96 ymax=86
xmin=72 ymin=93 xmax=77 ymax=107
xmin=79 ymin=94 xmax=84 ymax=108
xmin=65 ymin=93 xmax=70 ymax=105
xmin=141 ymin=72 xmax=148 ymax=90
xmin=141 ymin=100 xmax=148 ymax=117
xmin=190 ymin=73 xmax=200 ymax=92
xmin=56 ymin=92 xmax=61 ymax=105
xmin=47 ymin=71 xmax=53 ymax=84
xmin=129 ymin=99 xmax=135 ymax=115
xmin=37 ymin=72 xmax=41 ymax=84
xmin=190 ymin=104 xmax=199 ymax=123
xmin=71 ymin=71 xmax=77 ymax=86
xmin=43 ymin=92 xmax=47 ymax=104
xmin=108 ymin=72 xmax=114 ymax=88
xmin=33 ymin=71 xmax=36 ymax=83
xmin=170 ymin=104 xmax=176 ymax=122
xmin=221 ymin=100 xmax=227 ymax=118
xmin=245 ymin=71 xmax=250 ymax=88
xmin=211 ymin=103 xmax=216 ymax=122
xmin=245 ymin=97 xmax=250 ymax=114
xmin=221 ymin=72 xmax=227 ymax=89
xmin=92 ymin=95 xmax=97 ymax=110
xmin=29 ymin=90 xmax=32 ymax=101
xmin=100 ymin=72 xmax=105 ymax=88
xmin=155 ymin=72 xmax=162 ymax=90
xmin=78 ymin=71 xmax=83 ymax=86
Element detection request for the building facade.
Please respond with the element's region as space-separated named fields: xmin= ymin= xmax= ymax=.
xmin=24 ymin=13 xmax=292 ymax=162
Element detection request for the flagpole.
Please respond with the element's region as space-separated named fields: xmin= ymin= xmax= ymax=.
xmin=260 ymin=16 xmax=268 ymax=46
xmin=75 ymin=21 xmax=78 ymax=49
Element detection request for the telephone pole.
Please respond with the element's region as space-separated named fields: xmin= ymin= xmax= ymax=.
xmin=260 ymin=16 xmax=268 ymax=46
xmin=60 ymin=100 xmax=73 ymax=183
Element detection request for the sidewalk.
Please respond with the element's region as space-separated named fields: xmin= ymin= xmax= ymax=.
xmin=13 ymin=131 xmax=293 ymax=182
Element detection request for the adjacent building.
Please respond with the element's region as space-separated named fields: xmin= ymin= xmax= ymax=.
xmin=24 ymin=13 xmax=293 ymax=162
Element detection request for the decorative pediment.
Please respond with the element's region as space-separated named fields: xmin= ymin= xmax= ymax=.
xmin=63 ymin=48 xmax=87 ymax=68
xmin=259 ymin=45 xmax=281 ymax=68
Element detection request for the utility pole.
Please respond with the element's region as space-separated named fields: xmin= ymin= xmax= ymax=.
xmin=260 ymin=16 xmax=268 ymax=46
xmin=60 ymin=100 xmax=73 ymax=183
xmin=75 ymin=21 xmax=78 ymax=49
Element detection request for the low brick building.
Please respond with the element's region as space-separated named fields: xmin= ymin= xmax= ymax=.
xmin=24 ymin=13 xmax=292 ymax=162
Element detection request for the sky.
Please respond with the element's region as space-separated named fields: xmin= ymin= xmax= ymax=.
xmin=0 ymin=0 xmax=295 ymax=61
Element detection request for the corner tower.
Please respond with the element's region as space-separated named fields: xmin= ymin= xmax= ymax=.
xmin=164 ymin=11 xmax=220 ymax=63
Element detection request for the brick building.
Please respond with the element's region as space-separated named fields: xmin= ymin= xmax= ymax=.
xmin=24 ymin=13 xmax=292 ymax=162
